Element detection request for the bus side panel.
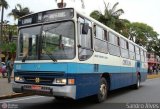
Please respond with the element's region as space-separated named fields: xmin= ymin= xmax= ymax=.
xmin=98 ymin=65 xmax=134 ymax=91
xmin=132 ymin=61 xmax=147 ymax=83
xmin=109 ymin=73 xmax=133 ymax=90
xmin=67 ymin=63 xmax=100 ymax=99
xmin=140 ymin=71 xmax=147 ymax=82
xmin=68 ymin=73 xmax=101 ymax=99
xmin=132 ymin=69 xmax=147 ymax=84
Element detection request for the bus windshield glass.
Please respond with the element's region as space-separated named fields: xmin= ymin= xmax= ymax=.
xmin=17 ymin=21 xmax=75 ymax=60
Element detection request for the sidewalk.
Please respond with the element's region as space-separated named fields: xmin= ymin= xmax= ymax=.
xmin=0 ymin=77 xmax=15 ymax=96
xmin=147 ymin=73 xmax=160 ymax=79
xmin=0 ymin=73 xmax=32 ymax=100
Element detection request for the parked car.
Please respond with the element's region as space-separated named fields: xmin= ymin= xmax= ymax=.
xmin=0 ymin=62 xmax=6 ymax=77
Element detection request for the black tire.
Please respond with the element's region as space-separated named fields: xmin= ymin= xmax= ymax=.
xmin=54 ymin=96 xmax=65 ymax=101
xmin=95 ymin=77 xmax=108 ymax=103
xmin=134 ymin=74 xmax=141 ymax=89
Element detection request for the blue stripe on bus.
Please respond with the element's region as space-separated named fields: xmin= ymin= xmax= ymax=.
xmin=14 ymin=62 xmax=147 ymax=99
xmin=66 ymin=72 xmax=147 ymax=99
xmin=14 ymin=62 xmax=147 ymax=74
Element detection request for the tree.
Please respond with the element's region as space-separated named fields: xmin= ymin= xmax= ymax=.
xmin=8 ymin=4 xmax=32 ymax=20
xmin=125 ymin=22 xmax=158 ymax=47
xmin=147 ymin=39 xmax=160 ymax=57
xmin=90 ymin=2 xmax=124 ymax=30
xmin=0 ymin=42 xmax=17 ymax=59
xmin=118 ymin=19 xmax=131 ymax=37
xmin=0 ymin=0 xmax=9 ymax=44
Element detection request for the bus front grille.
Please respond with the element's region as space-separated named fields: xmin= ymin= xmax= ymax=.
xmin=24 ymin=77 xmax=54 ymax=84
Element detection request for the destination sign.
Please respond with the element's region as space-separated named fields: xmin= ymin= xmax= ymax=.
xmin=18 ymin=8 xmax=74 ymax=26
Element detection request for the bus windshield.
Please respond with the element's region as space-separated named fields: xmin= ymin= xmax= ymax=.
xmin=17 ymin=21 xmax=75 ymax=61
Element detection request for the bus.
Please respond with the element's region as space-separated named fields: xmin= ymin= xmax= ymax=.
xmin=12 ymin=8 xmax=148 ymax=102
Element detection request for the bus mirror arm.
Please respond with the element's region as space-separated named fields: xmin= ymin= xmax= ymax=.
xmin=22 ymin=55 xmax=27 ymax=62
xmin=77 ymin=44 xmax=94 ymax=52
xmin=77 ymin=44 xmax=82 ymax=48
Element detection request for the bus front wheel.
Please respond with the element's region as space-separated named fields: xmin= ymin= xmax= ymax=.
xmin=95 ymin=77 xmax=108 ymax=103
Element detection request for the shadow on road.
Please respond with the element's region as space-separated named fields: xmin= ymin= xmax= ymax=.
xmin=108 ymin=85 xmax=144 ymax=99
xmin=19 ymin=85 xmax=142 ymax=109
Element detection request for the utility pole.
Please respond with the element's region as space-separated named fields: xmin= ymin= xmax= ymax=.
xmin=81 ymin=0 xmax=85 ymax=9
xmin=0 ymin=6 xmax=4 ymax=45
xmin=57 ymin=0 xmax=66 ymax=8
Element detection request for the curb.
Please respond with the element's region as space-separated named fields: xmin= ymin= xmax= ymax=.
xmin=0 ymin=93 xmax=33 ymax=100
xmin=147 ymin=74 xmax=160 ymax=79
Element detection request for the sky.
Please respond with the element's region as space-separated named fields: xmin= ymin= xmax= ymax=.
xmin=2 ymin=0 xmax=160 ymax=34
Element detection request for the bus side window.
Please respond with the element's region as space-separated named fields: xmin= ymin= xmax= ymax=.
xmin=120 ymin=38 xmax=129 ymax=58
xmin=94 ymin=25 xmax=108 ymax=54
xmin=129 ymin=43 xmax=135 ymax=60
xmin=135 ymin=46 xmax=141 ymax=60
xmin=108 ymin=32 xmax=120 ymax=56
xmin=104 ymin=30 xmax=108 ymax=41
xmin=77 ymin=16 xmax=93 ymax=61
xmin=95 ymin=25 xmax=104 ymax=40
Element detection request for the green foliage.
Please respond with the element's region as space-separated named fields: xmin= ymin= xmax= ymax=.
xmin=0 ymin=0 xmax=9 ymax=43
xmin=0 ymin=0 xmax=9 ymax=9
xmin=8 ymin=4 xmax=32 ymax=20
xmin=0 ymin=42 xmax=16 ymax=53
xmin=90 ymin=1 xmax=159 ymax=51
xmin=0 ymin=24 xmax=18 ymax=43
xmin=121 ymin=22 xmax=158 ymax=47
xmin=147 ymin=39 xmax=160 ymax=57
xmin=90 ymin=2 xmax=124 ymax=31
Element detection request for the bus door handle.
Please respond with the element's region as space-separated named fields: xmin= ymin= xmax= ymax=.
xmin=94 ymin=64 xmax=99 ymax=72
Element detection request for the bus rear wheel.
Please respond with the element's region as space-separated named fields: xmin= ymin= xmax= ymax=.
xmin=95 ymin=77 xmax=108 ymax=103
xmin=134 ymin=74 xmax=141 ymax=89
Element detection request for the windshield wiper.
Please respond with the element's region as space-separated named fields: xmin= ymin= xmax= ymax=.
xmin=22 ymin=55 xmax=27 ymax=62
xmin=42 ymin=48 xmax=57 ymax=62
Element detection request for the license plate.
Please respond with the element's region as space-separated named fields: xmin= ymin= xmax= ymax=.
xmin=31 ymin=85 xmax=41 ymax=90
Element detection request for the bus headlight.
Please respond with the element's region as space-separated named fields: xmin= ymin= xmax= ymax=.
xmin=53 ymin=78 xmax=67 ymax=85
xmin=15 ymin=76 xmax=24 ymax=82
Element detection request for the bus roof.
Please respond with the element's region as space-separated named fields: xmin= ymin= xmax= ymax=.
xmin=75 ymin=9 xmax=147 ymax=52
xmin=18 ymin=7 xmax=146 ymax=52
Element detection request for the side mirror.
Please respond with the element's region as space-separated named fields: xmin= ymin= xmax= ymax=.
xmin=82 ymin=23 xmax=89 ymax=34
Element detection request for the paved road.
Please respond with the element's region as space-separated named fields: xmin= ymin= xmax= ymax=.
xmin=0 ymin=78 xmax=160 ymax=109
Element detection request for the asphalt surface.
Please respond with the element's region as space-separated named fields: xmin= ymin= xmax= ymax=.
xmin=0 ymin=78 xmax=160 ymax=109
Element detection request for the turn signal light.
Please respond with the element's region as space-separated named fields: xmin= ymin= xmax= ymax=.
xmin=68 ymin=79 xmax=75 ymax=85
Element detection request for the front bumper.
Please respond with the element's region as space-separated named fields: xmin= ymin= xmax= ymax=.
xmin=12 ymin=82 xmax=76 ymax=99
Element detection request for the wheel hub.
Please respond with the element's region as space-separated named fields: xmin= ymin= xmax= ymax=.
xmin=100 ymin=84 xmax=106 ymax=97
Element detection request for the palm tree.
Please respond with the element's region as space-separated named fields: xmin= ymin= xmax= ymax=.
xmin=90 ymin=2 xmax=124 ymax=31
xmin=0 ymin=0 xmax=9 ymax=44
xmin=8 ymin=4 xmax=32 ymax=20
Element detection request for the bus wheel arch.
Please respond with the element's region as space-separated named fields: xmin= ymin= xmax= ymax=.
xmin=94 ymin=73 xmax=110 ymax=103
xmin=101 ymin=73 xmax=111 ymax=90
xmin=95 ymin=77 xmax=108 ymax=103
xmin=137 ymin=72 xmax=141 ymax=81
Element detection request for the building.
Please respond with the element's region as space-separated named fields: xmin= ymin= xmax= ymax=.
xmin=147 ymin=52 xmax=160 ymax=74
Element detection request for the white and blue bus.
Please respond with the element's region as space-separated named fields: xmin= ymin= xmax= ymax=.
xmin=13 ymin=8 xmax=148 ymax=102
